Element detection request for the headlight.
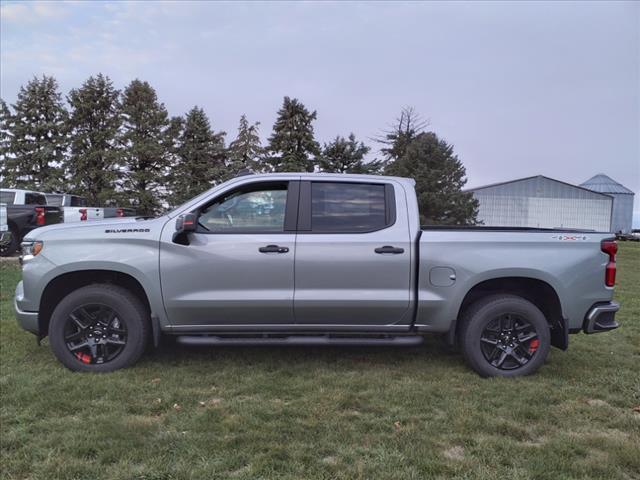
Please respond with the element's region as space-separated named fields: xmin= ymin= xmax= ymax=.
xmin=21 ymin=240 xmax=44 ymax=258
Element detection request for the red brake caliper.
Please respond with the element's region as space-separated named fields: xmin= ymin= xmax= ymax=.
xmin=528 ymin=339 xmax=540 ymax=354
xmin=75 ymin=352 xmax=92 ymax=364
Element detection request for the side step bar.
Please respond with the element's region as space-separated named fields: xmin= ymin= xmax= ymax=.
xmin=176 ymin=335 xmax=424 ymax=347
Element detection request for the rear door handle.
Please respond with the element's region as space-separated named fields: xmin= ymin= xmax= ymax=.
xmin=259 ymin=244 xmax=289 ymax=254
xmin=375 ymin=245 xmax=405 ymax=254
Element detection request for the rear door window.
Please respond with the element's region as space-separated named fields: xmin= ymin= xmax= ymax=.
xmin=310 ymin=182 xmax=391 ymax=233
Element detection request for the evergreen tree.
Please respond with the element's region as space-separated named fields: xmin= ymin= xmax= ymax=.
xmin=377 ymin=106 xmax=427 ymax=163
xmin=385 ymin=132 xmax=478 ymax=225
xmin=67 ymin=74 xmax=121 ymax=205
xmin=168 ymin=106 xmax=226 ymax=206
xmin=119 ymin=79 xmax=176 ymax=215
xmin=1 ymin=76 xmax=67 ymax=191
xmin=267 ymin=96 xmax=320 ymax=172
xmin=318 ymin=133 xmax=383 ymax=174
xmin=0 ymin=99 xmax=12 ymax=174
xmin=227 ymin=114 xmax=264 ymax=176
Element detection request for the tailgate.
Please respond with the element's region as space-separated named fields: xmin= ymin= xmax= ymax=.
xmin=44 ymin=206 xmax=62 ymax=225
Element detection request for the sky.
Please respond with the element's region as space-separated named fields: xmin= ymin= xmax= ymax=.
xmin=1 ymin=1 xmax=639 ymax=223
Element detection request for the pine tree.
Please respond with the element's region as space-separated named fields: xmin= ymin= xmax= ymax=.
xmin=267 ymin=97 xmax=320 ymax=172
xmin=0 ymin=99 xmax=12 ymax=174
xmin=1 ymin=76 xmax=67 ymax=191
xmin=119 ymin=80 xmax=176 ymax=215
xmin=168 ymin=106 xmax=226 ymax=207
xmin=67 ymin=74 xmax=121 ymax=205
xmin=377 ymin=106 xmax=427 ymax=163
xmin=318 ymin=133 xmax=383 ymax=174
xmin=227 ymin=114 xmax=264 ymax=176
xmin=385 ymin=132 xmax=478 ymax=225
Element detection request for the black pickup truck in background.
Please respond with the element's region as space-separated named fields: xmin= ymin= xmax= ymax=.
xmin=1 ymin=202 xmax=62 ymax=256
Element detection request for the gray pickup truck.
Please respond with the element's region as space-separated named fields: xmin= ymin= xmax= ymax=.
xmin=14 ymin=173 xmax=620 ymax=376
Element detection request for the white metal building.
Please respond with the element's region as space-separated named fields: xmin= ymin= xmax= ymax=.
xmin=580 ymin=174 xmax=635 ymax=233
xmin=467 ymin=175 xmax=613 ymax=231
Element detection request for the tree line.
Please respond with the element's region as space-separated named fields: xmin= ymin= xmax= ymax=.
xmin=0 ymin=74 xmax=478 ymax=224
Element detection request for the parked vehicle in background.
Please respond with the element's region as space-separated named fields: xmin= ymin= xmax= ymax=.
xmin=103 ymin=207 xmax=137 ymax=219
xmin=44 ymin=193 xmax=104 ymax=223
xmin=0 ymin=203 xmax=10 ymax=248
xmin=0 ymin=189 xmax=62 ymax=256
xmin=615 ymin=230 xmax=640 ymax=242
xmin=14 ymin=173 xmax=620 ymax=376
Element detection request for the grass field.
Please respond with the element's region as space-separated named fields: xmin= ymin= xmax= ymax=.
xmin=1 ymin=245 xmax=639 ymax=480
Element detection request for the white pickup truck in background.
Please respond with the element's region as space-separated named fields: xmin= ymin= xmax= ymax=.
xmin=44 ymin=193 xmax=104 ymax=223
xmin=0 ymin=203 xmax=9 ymax=247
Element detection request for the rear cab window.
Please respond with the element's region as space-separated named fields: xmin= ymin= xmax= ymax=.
xmin=69 ymin=196 xmax=87 ymax=207
xmin=25 ymin=193 xmax=47 ymax=205
xmin=45 ymin=194 xmax=64 ymax=206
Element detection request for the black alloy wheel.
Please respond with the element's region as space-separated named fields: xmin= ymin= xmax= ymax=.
xmin=460 ymin=295 xmax=551 ymax=377
xmin=479 ymin=313 xmax=540 ymax=370
xmin=64 ymin=304 xmax=128 ymax=365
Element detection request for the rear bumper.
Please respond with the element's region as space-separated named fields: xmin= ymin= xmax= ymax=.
xmin=583 ymin=302 xmax=620 ymax=334
xmin=14 ymin=281 xmax=39 ymax=335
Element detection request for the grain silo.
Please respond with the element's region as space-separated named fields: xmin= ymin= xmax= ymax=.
xmin=580 ymin=174 xmax=635 ymax=233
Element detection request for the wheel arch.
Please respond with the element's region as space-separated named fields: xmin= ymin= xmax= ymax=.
xmin=455 ymin=276 xmax=568 ymax=350
xmin=38 ymin=269 xmax=158 ymax=344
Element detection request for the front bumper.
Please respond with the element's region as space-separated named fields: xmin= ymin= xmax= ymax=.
xmin=583 ymin=302 xmax=620 ymax=334
xmin=14 ymin=281 xmax=39 ymax=335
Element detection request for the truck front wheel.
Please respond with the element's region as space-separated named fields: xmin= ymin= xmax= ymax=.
xmin=48 ymin=284 xmax=149 ymax=372
xmin=0 ymin=225 xmax=19 ymax=257
xmin=460 ymin=295 xmax=550 ymax=377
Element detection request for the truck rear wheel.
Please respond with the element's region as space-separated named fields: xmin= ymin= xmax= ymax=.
xmin=48 ymin=284 xmax=149 ymax=372
xmin=460 ymin=295 xmax=550 ymax=377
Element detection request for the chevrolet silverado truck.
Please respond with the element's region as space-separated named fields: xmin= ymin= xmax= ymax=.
xmin=0 ymin=189 xmax=62 ymax=257
xmin=14 ymin=173 xmax=620 ymax=376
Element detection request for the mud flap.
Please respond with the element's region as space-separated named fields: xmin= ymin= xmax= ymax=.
xmin=550 ymin=317 xmax=569 ymax=350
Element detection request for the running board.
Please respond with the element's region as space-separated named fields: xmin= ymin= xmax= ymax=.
xmin=176 ymin=335 xmax=424 ymax=347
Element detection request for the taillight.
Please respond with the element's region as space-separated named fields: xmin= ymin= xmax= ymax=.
xmin=601 ymin=239 xmax=617 ymax=287
xmin=79 ymin=208 xmax=87 ymax=221
xmin=35 ymin=207 xmax=45 ymax=226
xmin=116 ymin=208 xmax=124 ymax=217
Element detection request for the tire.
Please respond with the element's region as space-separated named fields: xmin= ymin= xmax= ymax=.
xmin=459 ymin=295 xmax=550 ymax=377
xmin=48 ymin=284 xmax=149 ymax=372
xmin=0 ymin=225 xmax=19 ymax=257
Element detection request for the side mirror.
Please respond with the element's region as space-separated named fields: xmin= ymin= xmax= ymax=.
xmin=175 ymin=213 xmax=197 ymax=233
xmin=173 ymin=213 xmax=197 ymax=245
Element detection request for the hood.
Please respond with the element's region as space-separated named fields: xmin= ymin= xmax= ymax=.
xmin=23 ymin=216 xmax=169 ymax=241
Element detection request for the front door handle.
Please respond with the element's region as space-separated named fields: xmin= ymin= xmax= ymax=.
xmin=375 ymin=245 xmax=405 ymax=254
xmin=259 ymin=244 xmax=289 ymax=254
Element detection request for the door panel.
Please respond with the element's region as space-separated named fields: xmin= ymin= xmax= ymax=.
xmin=160 ymin=181 xmax=297 ymax=326
xmin=160 ymin=233 xmax=295 ymax=325
xmin=294 ymin=180 xmax=412 ymax=325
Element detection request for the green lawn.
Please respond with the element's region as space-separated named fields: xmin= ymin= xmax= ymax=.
xmin=1 ymin=245 xmax=639 ymax=480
